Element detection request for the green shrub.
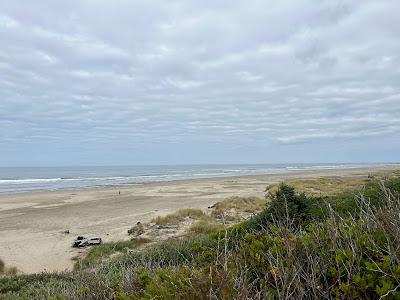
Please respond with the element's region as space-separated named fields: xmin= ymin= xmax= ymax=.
xmin=238 ymin=216 xmax=400 ymax=299
xmin=268 ymin=183 xmax=310 ymax=223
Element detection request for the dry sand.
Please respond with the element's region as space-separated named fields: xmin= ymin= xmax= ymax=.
xmin=0 ymin=165 xmax=399 ymax=274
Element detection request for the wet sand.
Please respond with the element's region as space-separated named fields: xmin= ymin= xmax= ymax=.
xmin=0 ymin=165 xmax=399 ymax=273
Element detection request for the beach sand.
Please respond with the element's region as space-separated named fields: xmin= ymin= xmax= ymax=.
xmin=0 ymin=165 xmax=399 ymax=274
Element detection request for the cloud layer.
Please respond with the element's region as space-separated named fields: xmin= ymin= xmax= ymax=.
xmin=0 ymin=1 xmax=399 ymax=165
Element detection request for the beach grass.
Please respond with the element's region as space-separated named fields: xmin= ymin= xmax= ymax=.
xmin=266 ymin=169 xmax=400 ymax=197
xmin=0 ymin=259 xmax=18 ymax=277
xmin=127 ymin=222 xmax=145 ymax=236
xmin=266 ymin=176 xmax=367 ymax=196
xmin=0 ymin=259 xmax=4 ymax=274
xmin=74 ymin=238 xmax=151 ymax=268
xmin=211 ymin=196 xmax=265 ymax=219
xmin=189 ymin=219 xmax=224 ymax=234
xmin=151 ymin=208 xmax=207 ymax=225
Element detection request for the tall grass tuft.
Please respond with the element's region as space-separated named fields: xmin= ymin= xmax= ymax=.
xmin=151 ymin=208 xmax=206 ymax=226
xmin=0 ymin=258 xmax=4 ymax=274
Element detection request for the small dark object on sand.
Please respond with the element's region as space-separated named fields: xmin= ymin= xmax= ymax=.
xmin=72 ymin=236 xmax=87 ymax=248
xmin=62 ymin=230 xmax=70 ymax=234
xmin=87 ymin=237 xmax=102 ymax=245
xmin=72 ymin=236 xmax=102 ymax=248
xmin=208 ymin=203 xmax=218 ymax=209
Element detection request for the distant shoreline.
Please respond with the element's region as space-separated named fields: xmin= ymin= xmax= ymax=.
xmin=0 ymin=163 xmax=398 ymax=195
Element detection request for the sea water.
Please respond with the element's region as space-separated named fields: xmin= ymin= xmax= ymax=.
xmin=0 ymin=163 xmax=388 ymax=193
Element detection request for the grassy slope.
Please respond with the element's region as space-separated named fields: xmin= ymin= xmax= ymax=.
xmin=267 ymin=169 xmax=400 ymax=196
xmin=1 ymin=171 xmax=400 ymax=299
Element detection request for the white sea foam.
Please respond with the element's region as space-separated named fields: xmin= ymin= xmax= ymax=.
xmin=0 ymin=178 xmax=63 ymax=184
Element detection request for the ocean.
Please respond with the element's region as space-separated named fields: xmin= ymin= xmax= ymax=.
xmin=0 ymin=163 xmax=389 ymax=194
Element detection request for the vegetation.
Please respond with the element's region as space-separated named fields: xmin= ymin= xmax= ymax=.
xmin=0 ymin=259 xmax=4 ymax=274
xmin=151 ymin=208 xmax=206 ymax=226
xmin=0 ymin=259 xmax=18 ymax=277
xmin=211 ymin=196 xmax=265 ymax=220
xmin=189 ymin=219 xmax=224 ymax=234
xmin=266 ymin=176 xmax=368 ymax=196
xmin=266 ymin=170 xmax=400 ymax=197
xmin=127 ymin=222 xmax=145 ymax=236
xmin=1 ymin=173 xmax=400 ymax=299
xmin=74 ymin=238 xmax=151 ymax=269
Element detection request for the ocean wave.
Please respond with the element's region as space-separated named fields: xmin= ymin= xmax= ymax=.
xmin=0 ymin=178 xmax=63 ymax=184
xmin=0 ymin=165 xmax=366 ymax=185
xmin=0 ymin=163 xmax=391 ymax=193
xmin=285 ymin=164 xmax=370 ymax=171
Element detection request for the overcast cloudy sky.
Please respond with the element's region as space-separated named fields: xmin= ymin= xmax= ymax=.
xmin=0 ymin=1 xmax=399 ymax=166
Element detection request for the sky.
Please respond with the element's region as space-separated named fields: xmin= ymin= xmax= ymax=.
xmin=0 ymin=0 xmax=399 ymax=166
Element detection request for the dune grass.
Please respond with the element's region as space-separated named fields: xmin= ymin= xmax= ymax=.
xmin=0 ymin=259 xmax=4 ymax=274
xmin=74 ymin=238 xmax=151 ymax=268
xmin=0 ymin=259 xmax=18 ymax=277
xmin=267 ymin=176 xmax=368 ymax=196
xmin=189 ymin=219 xmax=224 ymax=234
xmin=151 ymin=208 xmax=206 ymax=226
xmin=127 ymin=222 xmax=145 ymax=236
xmin=267 ymin=170 xmax=400 ymax=197
xmin=211 ymin=196 xmax=265 ymax=219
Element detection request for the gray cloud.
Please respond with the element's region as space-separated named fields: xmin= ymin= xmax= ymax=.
xmin=0 ymin=0 xmax=399 ymax=165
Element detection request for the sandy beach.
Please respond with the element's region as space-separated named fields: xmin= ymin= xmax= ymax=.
xmin=0 ymin=165 xmax=399 ymax=274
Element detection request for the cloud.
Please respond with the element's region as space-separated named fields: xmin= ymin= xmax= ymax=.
xmin=0 ymin=0 xmax=399 ymax=164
